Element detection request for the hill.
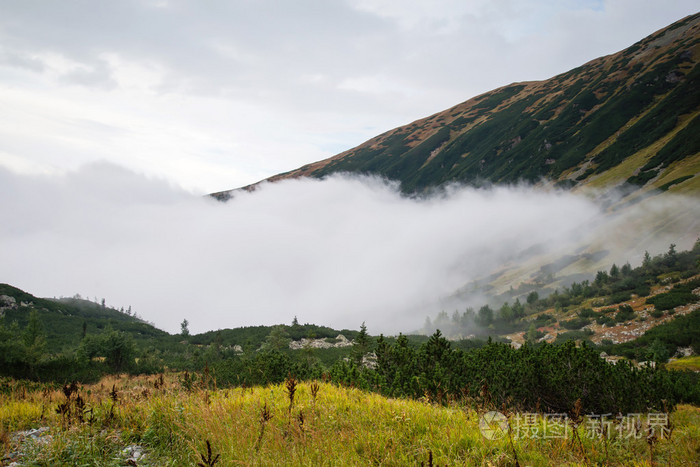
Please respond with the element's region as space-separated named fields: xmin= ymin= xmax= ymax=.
xmin=213 ymin=13 xmax=700 ymax=199
xmin=0 ymin=284 xmax=167 ymax=354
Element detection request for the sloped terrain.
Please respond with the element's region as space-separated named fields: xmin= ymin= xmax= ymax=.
xmin=0 ymin=284 xmax=167 ymax=353
xmin=214 ymin=13 xmax=700 ymax=199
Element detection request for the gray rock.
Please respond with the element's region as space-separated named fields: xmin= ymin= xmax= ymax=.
xmin=122 ymin=444 xmax=145 ymax=463
xmin=0 ymin=295 xmax=17 ymax=310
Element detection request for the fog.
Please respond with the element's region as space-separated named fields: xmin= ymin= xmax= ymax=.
xmin=1 ymin=163 xmax=697 ymax=334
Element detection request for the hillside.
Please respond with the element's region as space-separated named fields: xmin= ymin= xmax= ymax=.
xmin=1 ymin=242 xmax=698 ymax=383
xmin=213 ymin=13 xmax=700 ymax=199
xmin=0 ymin=284 xmax=167 ymax=354
xmin=422 ymin=242 xmax=700 ymax=359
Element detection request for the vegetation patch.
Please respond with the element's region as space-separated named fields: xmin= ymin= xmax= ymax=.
xmin=646 ymin=278 xmax=700 ymax=311
xmin=667 ymin=356 xmax=700 ymax=372
xmin=1 ymin=375 xmax=699 ymax=466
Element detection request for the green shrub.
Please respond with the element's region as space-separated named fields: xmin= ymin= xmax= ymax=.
xmin=615 ymin=305 xmax=636 ymax=322
xmin=553 ymin=329 xmax=594 ymax=344
xmin=646 ymin=281 xmax=699 ymax=310
xmin=561 ymin=317 xmax=591 ymax=330
xmin=578 ymin=308 xmax=596 ymax=318
xmin=596 ymin=315 xmax=616 ymax=327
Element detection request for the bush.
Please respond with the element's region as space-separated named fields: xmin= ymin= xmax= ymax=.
xmin=634 ymin=284 xmax=651 ymax=297
xmin=578 ymin=308 xmax=596 ymax=318
xmin=650 ymin=309 xmax=665 ymax=319
xmin=561 ymin=317 xmax=591 ymax=330
xmin=364 ymin=332 xmax=699 ymax=413
xmin=646 ymin=281 xmax=699 ymax=310
xmin=554 ymin=329 xmax=594 ymax=343
xmin=616 ymin=305 xmax=636 ymax=322
xmin=608 ymin=291 xmax=632 ymax=305
xmin=534 ymin=313 xmax=554 ymax=324
xmin=597 ymin=315 xmax=616 ymax=327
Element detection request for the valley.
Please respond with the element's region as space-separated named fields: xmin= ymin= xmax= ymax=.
xmin=2 ymin=10 xmax=700 ymax=467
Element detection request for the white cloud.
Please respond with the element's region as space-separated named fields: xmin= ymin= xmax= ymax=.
xmin=2 ymin=163 xmax=697 ymax=335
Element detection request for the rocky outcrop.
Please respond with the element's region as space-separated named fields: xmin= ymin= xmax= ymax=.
xmin=0 ymin=294 xmax=17 ymax=310
xmin=0 ymin=294 xmax=17 ymax=318
xmin=289 ymin=334 xmax=354 ymax=350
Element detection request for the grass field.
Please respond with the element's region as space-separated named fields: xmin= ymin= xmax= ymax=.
xmin=1 ymin=374 xmax=699 ymax=466
xmin=667 ymin=356 xmax=700 ymax=373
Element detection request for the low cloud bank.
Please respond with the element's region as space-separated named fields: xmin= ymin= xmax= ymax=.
xmin=1 ymin=163 xmax=697 ymax=334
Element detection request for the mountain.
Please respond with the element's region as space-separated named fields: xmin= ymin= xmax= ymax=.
xmin=213 ymin=13 xmax=700 ymax=199
xmin=0 ymin=283 xmax=168 ymax=353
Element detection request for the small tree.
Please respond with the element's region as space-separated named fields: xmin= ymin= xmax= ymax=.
xmin=526 ymin=291 xmax=539 ymax=306
xmin=647 ymin=339 xmax=670 ymax=364
xmin=665 ymin=243 xmax=678 ymax=266
xmin=595 ymin=270 xmax=609 ymax=286
xmin=512 ymin=299 xmax=525 ymax=319
xmin=103 ymin=331 xmax=135 ymax=373
xmin=609 ymin=264 xmax=620 ymax=280
xmin=263 ymin=326 xmax=290 ymax=352
xmin=499 ymin=302 xmax=514 ymax=323
xmin=353 ymin=322 xmax=371 ymax=364
xmin=525 ymin=323 xmax=539 ymax=345
xmin=180 ymin=319 xmax=190 ymax=338
xmin=621 ymin=262 xmax=632 ymax=276
xmin=476 ymin=305 xmax=494 ymax=327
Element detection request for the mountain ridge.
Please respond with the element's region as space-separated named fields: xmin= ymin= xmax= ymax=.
xmin=212 ymin=12 xmax=700 ymax=200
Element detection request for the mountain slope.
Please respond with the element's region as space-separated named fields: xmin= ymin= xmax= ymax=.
xmin=0 ymin=283 xmax=168 ymax=353
xmin=214 ymin=13 xmax=700 ymax=199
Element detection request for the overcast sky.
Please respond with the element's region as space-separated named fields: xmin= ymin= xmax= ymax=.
xmin=1 ymin=1 xmax=698 ymax=193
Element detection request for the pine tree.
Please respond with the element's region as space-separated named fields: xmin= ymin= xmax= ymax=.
xmin=353 ymin=322 xmax=371 ymax=364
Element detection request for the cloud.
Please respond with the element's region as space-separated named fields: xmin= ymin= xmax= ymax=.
xmin=1 ymin=1 xmax=698 ymax=191
xmin=2 ymin=163 xmax=697 ymax=335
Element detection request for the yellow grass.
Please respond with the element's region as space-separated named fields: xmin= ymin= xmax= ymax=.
xmin=667 ymin=356 xmax=700 ymax=372
xmin=1 ymin=375 xmax=699 ymax=466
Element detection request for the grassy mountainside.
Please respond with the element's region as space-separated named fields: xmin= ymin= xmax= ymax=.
xmin=213 ymin=13 xmax=700 ymax=199
xmin=0 ymin=284 xmax=167 ymax=353
xmin=0 ymin=282 xmax=368 ymax=358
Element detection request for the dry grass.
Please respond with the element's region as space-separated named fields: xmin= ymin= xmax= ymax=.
xmin=1 ymin=374 xmax=699 ymax=465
